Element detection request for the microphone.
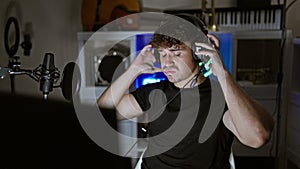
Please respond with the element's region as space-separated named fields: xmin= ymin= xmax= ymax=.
xmin=40 ymin=53 xmax=55 ymax=100
xmin=21 ymin=22 xmax=33 ymax=56
xmin=21 ymin=34 xmax=32 ymax=56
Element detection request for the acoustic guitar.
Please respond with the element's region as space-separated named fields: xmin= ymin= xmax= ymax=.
xmin=81 ymin=0 xmax=141 ymax=31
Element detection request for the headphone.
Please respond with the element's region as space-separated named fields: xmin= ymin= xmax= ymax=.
xmin=153 ymin=13 xmax=212 ymax=77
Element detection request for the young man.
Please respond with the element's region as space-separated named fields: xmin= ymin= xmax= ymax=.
xmin=97 ymin=14 xmax=274 ymax=169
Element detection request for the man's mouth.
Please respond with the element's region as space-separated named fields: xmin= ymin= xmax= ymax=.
xmin=164 ymin=69 xmax=177 ymax=75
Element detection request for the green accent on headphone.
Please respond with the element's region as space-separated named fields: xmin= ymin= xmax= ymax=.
xmin=199 ymin=58 xmax=212 ymax=77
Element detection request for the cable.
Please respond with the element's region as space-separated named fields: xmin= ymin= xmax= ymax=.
xmin=155 ymin=71 xmax=202 ymax=115
xmin=274 ymin=0 xmax=287 ymax=162
xmin=124 ymin=71 xmax=202 ymax=157
xmin=274 ymin=0 xmax=298 ymax=163
xmin=286 ymin=0 xmax=298 ymax=12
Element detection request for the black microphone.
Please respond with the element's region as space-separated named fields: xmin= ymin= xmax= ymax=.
xmin=40 ymin=53 xmax=55 ymax=100
xmin=21 ymin=34 xmax=32 ymax=56
xmin=21 ymin=22 xmax=33 ymax=56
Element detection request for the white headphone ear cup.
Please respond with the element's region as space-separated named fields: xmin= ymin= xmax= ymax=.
xmin=192 ymin=42 xmax=198 ymax=61
xmin=192 ymin=42 xmax=203 ymax=62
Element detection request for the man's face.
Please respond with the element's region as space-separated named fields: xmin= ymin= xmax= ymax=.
xmin=158 ymin=43 xmax=199 ymax=85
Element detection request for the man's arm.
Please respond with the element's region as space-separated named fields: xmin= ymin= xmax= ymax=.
xmin=97 ymin=67 xmax=143 ymax=120
xmin=195 ymin=35 xmax=274 ymax=148
xmin=97 ymin=45 xmax=160 ymax=120
xmin=219 ymin=71 xmax=274 ymax=148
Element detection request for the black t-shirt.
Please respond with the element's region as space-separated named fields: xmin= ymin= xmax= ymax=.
xmin=131 ymin=78 xmax=234 ymax=169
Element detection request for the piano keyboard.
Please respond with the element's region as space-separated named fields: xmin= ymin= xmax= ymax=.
xmin=215 ymin=5 xmax=283 ymax=31
xmin=163 ymin=5 xmax=283 ymax=31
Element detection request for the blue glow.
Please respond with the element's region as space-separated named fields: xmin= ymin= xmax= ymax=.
xmin=135 ymin=33 xmax=166 ymax=89
xmin=143 ymin=77 xmax=165 ymax=85
xmin=135 ymin=72 xmax=166 ymax=89
xmin=210 ymin=32 xmax=233 ymax=74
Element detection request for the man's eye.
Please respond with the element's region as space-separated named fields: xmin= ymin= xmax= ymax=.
xmin=174 ymin=51 xmax=181 ymax=56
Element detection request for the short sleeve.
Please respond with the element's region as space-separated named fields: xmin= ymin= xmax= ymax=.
xmin=130 ymin=81 xmax=166 ymax=112
xmin=130 ymin=85 xmax=152 ymax=111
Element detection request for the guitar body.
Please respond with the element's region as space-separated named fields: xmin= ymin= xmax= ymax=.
xmin=81 ymin=0 xmax=141 ymax=31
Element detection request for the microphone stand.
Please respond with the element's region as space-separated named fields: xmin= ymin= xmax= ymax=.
xmin=1 ymin=54 xmax=79 ymax=101
xmin=0 ymin=54 xmax=58 ymax=100
xmin=2 ymin=17 xmax=77 ymax=101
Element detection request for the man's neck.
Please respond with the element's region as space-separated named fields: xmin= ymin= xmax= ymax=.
xmin=174 ymin=71 xmax=206 ymax=88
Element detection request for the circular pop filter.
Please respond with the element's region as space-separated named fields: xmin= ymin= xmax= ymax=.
xmin=60 ymin=62 xmax=81 ymax=102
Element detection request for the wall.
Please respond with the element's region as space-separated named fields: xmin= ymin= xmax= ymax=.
xmin=285 ymin=0 xmax=300 ymax=37
xmin=0 ymin=0 xmax=82 ymax=101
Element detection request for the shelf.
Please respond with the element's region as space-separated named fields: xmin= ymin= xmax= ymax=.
xmin=238 ymin=82 xmax=277 ymax=99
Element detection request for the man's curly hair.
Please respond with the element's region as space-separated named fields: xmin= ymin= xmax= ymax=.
xmin=149 ymin=14 xmax=207 ymax=49
xmin=149 ymin=22 xmax=193 ymax=48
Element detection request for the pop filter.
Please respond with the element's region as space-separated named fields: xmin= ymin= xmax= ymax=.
xmin=60 ymin=62 xmax=81 ymax=102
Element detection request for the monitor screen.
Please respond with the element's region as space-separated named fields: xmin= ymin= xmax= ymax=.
xmin=211 ymin=32 xmax=233 ymax=75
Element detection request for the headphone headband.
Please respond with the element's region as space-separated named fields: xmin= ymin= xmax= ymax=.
xmin=174 ymin=13 xmax=208 ymax=36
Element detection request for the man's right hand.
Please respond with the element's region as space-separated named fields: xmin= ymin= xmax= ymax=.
xmin=130 ymin=45 xmax=162 ymax=74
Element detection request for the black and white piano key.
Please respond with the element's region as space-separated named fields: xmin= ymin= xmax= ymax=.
xmin=215 ymin=6 xmax=282 ymax=31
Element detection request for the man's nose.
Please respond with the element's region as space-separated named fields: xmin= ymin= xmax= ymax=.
xmin=163 ymin=54 xmax=175 ymax=66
